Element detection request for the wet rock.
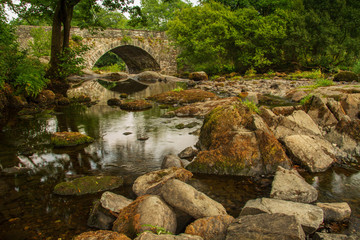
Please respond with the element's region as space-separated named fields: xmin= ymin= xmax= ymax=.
xmin=135 ymin=232 xmax=203 ymax=240
xmin=240 ymin=197 xmax=323 ymax=234
xmin=74 ymin=230 xmax=131 ymax=240
xmin=108 ymin=98 xmax=123 ymax=107
xmin=187 ymin=102 xmax=291 ymax=176
xmin=113 ymin=195 xmax=177 ymax=238
xmin=283 ymin=135 xmax=334 ymax=172
xmin=227 ymin=213 xmax=305 ymax=240
xmin=161 ymin=154 xmax=183 ymax=169
xmin=148 ymin=89 xmax=217 ymax=105
xmin=270 ymin=166 xmax=318 ymax=203
xmin=87 ymin=200 xmax=117 ymax=230
xmin=51 ymin=131 xmax=94 ymax=147
xmin=120 ymin=93 xmax=128 ymax=99
xmin=120 ymin=100 xmax=152 ymax=111
xmin=312 ymin=232 xmax=348 ymax=240
xmin=57 ymin=97 xmax=70 ymax=106
xmin=316 ymin=202 xmax=351 ymax=222
xmin=189 ymin=71 xmax=208 ymax=81
xmin=333 ymin=71 xmax=359 ymax=82
xmin=1 ymin=166 xmax=31 ymax=175
xmin=133 ymin=167 xmax=193 ymax=196
xmin=136 ymin=71 xmax=162 ymax=83
xmin=72 ymin=94 xmax=92 ymax=103
xmin=103 ymin=72 xmax=129 ymax=81
xmin=54 ymin=176 xmax=124 ymax=195
xmin=185 ymin=215 xmax=234 ymax=240
xmin=161 ymin=179 xmax=227 ymax=219
xmin=178 ymin=147 xmax=198 ymax=159
xmin=100 ymin=191 xmax=133 ymax=213
xmin=17 ymin=107 xmax=42 ymax=116
xmin=35 ymin=90 xmax=56 ymax=104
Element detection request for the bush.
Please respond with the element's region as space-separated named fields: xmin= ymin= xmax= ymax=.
xmin=333 ymin=71 xmax=359 ymax=82
xmin=28 ymin=27 xmax=51 ymax=58
xmin=353 ymin=60 xmax=360 ymax=74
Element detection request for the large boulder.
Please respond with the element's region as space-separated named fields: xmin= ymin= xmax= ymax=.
xmin=161 ymin=179 xmax=227 ymax=219
xmin=333 ymin=71 xmax=359 ymax=82
xmin=135 ymin=232 xmax=203 ymax=240
xmin=226 ymin=213 xmax=305 ymax=240
xmin=100 ymin=191 xmax=133 ymax=213
xmin=133 ymin=167 xmax=193 ymax=197
xmin=270 ymin=166 xmax=318 ymax=203
xmin=240 ymin=198 xmax=324 ymax=234
xmin=51 ymin=132 xmax=94 ymax=147
xmin=54 ymin=176 xmax=123 ymax=195
xmin=340 ymin=94 xmax=360 ymax=120
xmin=305 ymin=95 xmax=338 ymax=127
xmin=74 ymin=230 xmax=131 ymax=240
xmin=186 ymin=102 xmax=291 ymax=176
xmin=283 ymin=135 xmax=335 ymax=172
xmin=316 ymin=202 xmax=351 ymax=222
xmin=113 ymin=195 xmax=177 ymax=238
xmin=184 ymin=215 xmax=234 ymax=240
xmin=189 ymin=71 xmax=208 ymax=81
xmin=148 ymin=89 xmax=217 ymax=105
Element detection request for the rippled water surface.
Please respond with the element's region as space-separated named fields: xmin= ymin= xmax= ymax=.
xmin=0 ymin=81 xmax=359 ymax=239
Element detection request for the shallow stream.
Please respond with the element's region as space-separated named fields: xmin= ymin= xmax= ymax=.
xmin=0 ymin=80 xmax=359 ymax=239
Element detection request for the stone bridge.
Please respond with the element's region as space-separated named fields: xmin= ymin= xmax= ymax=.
xmin=16 ymin=25 xmax=178 ymax=74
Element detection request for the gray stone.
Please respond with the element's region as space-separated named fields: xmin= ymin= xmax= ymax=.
xmin=87 ymin=200 xmax=116 ymax=230
xmin=178 ymin=147 xmax=198 ymax=159
xmin=240 ymin=198 xmax=323 ymax=234
xmin=313 ymin=232 xmax=348 ymax=240
xmin=136 ymin=71 xmax=162 ymax=83
xmin=100 ymin=191 xmax=133 ymax=213
xmin=270 ymin=166 xmax=318 ymax=203
xmin=226 ymin=213 xmax=305 ymax=240
xmin=185 ymin=215 xmax=235 ymax=240
xmin=161 ymin=179 xmax=227 ymax=219
xmin=133 ymin=167 xmax=193 ymax=197
xmin=189 ymin=71 xmax=208 ymax=81
xmin=135 ymin=232 xmax=203 ymax=240
xmin=161 ymin=154 xmax=183 ymax=169
xmin=292 ymin=90 xmax=308 ymax=102
xmin=340 ymin=94 xmax=360 ymax=120
xmin=307 ymin=95 xmax=338 ymax=127
xmin=283 ymin=135 xmax=334 ymax=172
xmin=316 ymin=202 xmax=351 ymax=222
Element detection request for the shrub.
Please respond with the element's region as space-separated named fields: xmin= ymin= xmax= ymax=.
xmin=28 ymin=27 xmax=51 ymax=58
xmin=353 ymin=60 xmax=360 ymax=74
xmin=300 ymin=94 xmax=313 ymax=105
xmin=333 ymin=71 xmax=359 ymax=82
xmin=241 ymin=99 xmax=260 ymax=114
xmin=288 ymin=69 xmax=324 ymax=79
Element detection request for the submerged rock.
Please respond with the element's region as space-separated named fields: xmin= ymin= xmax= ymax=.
xmin=74 ymin=230 xmax=131 ymax=240
xmin=54 ymin=176 xmax=123 ymax=195
xmin=240 ymin=197 xmax=323 ymax=234
xmin=133 ymin=167 xmax=193 ymax=197
xmin=51 ymin=132 xmax=94 ymax=147
xmin=226 ymin=213 xmax=305 ymax=240
xmin=270 ymin=166 xmax=318 ymax=203
xmin=148 ymin=89 xmax=217 ymax=105
xmin=187 ymin=102 xmax=291 ymax=176
xmin=161 ymin=179 xmax=227 ymax=219
xmin=185 ymin=215 xmax=234 ymax=240
xmin=112 ymin=195 xmax=177 ymax=238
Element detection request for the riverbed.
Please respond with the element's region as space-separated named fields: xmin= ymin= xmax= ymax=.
xmin=0 ymin=80 xmax=359 ymax=239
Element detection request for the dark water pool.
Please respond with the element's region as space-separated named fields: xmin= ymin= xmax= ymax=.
xmin=0 ymin=82 xmax=359 ymax=239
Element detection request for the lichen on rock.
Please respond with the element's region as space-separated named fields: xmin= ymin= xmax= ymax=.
xmin=51 ymin=131 xmax=94 ymax=147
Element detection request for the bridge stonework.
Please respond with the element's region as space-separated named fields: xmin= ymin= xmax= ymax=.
xmin=16 ymin=25 xmax=178 ymax=75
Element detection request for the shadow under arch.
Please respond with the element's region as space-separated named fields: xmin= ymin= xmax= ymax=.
xmin=98 ymin=45 xmax=161 ymax=74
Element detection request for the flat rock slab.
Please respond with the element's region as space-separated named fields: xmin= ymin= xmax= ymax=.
xmin=54 ymin=176 xmax=123 ymax=195
xmin=240 ymin=198 xmax=323 ymax=234
xmin=185 ymin=215 xmax=234 ymax=240
xmin=316 ymin=202 xmax=351 ymax=222
xmin=283 ymin=135 xmax=334 ymax=172
xmin=133 ymin=167 xmax=193 ymax=197
xmin=135 ymin=232 xmax=203 ymax=240
xmin=270 ymin=166 xmax=318 ymax=203
xmin=74 ymin=230 xmax=131 ymax=240
xmin=226 ymin=213 xmax=305 ymax=240
xmin=100 ymin=191 xmax=133 ymax=213
xmin=161 ymin=179 xmax=227 ymax=219
xmin=113 ymin=195 xmax=177 ymax=239
xmin=51 ymin=132 xmax=94 ymax=147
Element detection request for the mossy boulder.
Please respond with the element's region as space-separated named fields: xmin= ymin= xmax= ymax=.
xmin=148 ymin=89 xmax=217 ymax=105
xmin=189 ymin=71 xmax=208 ymax=81
xmin=119 ymin=100 xmax=152 ymax=111
xmin=333 ymin=71 xmax=359 ymax=82
xmin=54 ymin=176 xmax=124 ymax=195
xmin=186 ymin=102 xmax=291 ymax=176
xmin=51 ymin=132 xmax=94 ymax=147
xmin=107 ymin=98 xmax=123 ymax=107
xmin=74 ymin=230 xmax=131 ymax=240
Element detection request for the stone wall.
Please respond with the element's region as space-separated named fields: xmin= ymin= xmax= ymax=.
xmin=15 ymin=25 xmax=178 ymax=75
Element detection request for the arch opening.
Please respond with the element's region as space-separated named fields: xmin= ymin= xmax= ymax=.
xmin=95 ymin=45 xmax=161 ymax=74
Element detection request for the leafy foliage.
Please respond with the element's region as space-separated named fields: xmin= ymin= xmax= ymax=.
xmin=353 ymin=60 xmax=360 ymax=74
xmin=28 ymin=27 xmax=51 ymax=57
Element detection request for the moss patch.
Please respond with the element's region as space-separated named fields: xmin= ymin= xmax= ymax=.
xmin=120 ymin=100 xmax=152 ymax=111
xmin=54 ymin=176 xmax=124 ymax=195
xmin=51 ymin=132 xmax=94 ymax=147
xmin=148 ymin=89 xmax=217 ymax=105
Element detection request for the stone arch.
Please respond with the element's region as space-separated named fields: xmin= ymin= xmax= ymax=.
xmin=86 ymin=39 xmax=161 ymax=74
